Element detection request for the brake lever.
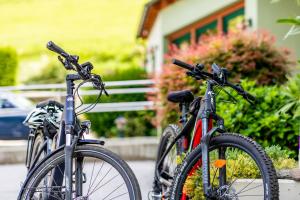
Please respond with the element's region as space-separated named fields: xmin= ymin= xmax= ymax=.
xmin=91 ymin=75 xmax=109 ymax=96
xmin=58 ymin=56 xmax=74 ymax=70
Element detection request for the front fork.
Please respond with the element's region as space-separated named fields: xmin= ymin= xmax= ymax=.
xmin=201 ymin=118 xmax=212 ymax=196
xmin=65 ymin=125 xmax=74 ymax=200
xmin=201 ymin=116 xmax=226 ymax=197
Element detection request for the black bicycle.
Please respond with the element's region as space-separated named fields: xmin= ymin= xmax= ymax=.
xmin=152 ymin=59 xmax=279 ymax=200
xmin=18 ymin=41 xmax=141 ymax=200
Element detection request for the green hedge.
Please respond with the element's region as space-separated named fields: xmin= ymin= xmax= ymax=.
xmin=0 ymin=47 xmax=18 ymax=86
xmin=216 ymin=80 xmax=299 ymax=156
xmin=84 ymin=67 xmax=156 ymax=137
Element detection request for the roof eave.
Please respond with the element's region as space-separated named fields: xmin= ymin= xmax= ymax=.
xmin=137 ymin=0 xmax=159 ymax=39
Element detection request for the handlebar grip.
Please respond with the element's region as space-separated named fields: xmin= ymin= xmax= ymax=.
xmin=172 ymin=59 xmax=194 ymax=71
xmin=47 ymin=41 xmax=68 ymax=56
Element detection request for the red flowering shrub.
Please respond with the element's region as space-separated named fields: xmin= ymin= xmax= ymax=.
xmin=154 ymin=30 xmax=295 ymax=127
xmin=166 ymin=30 xmax=293 ymax=85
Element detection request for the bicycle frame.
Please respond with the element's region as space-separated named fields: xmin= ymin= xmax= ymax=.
xmin=48 ymin=73 xmax=83 ymax=200
xmin=155 ymin=80 xmax=226 ymax=198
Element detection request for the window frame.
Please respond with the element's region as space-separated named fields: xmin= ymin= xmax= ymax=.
xmin=166 ymin=0 xmax=244 ymax=48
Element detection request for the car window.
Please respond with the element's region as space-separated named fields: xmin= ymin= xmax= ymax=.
xmin=0 ymin=99 xmax=16 ymax=108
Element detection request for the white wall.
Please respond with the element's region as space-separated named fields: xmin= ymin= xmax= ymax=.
xmin=160 ymin=0 xmax=238 ymax=35
xmin=244 ymin=0 xmax=258 ymax=30
xmin=146 ymin=15 xmax=163 ymax=74
xmin=255 ymin=0 xmax=300 ymax=59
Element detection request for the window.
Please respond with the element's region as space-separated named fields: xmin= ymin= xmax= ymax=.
xmin=196 ymin=20 xmax=217 ymax=41
xmin=223 ymin=7 xmax=245 ymax=33
xmin=167 ymin=1 xmax=244 ymax=49
xmin=171 ymin=32 xmax=191 ymax=48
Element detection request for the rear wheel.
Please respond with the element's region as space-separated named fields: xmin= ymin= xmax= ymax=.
xmin=29 ymin=132 xmax=46 ymax=169
xmin=170 ymin=133 xmax=279 ymax=200
xmin=19 ymin=144 xmax=141 ymax=200
xmin=153 ymin=124 xmax=181 ymax=198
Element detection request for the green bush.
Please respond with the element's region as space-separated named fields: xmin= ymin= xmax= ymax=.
xmin=265 ymin=145 xmax=297 ymax=170
xmin=277 ymin=73 xmax=300 ymax=119
xmin=85 ymin=67 xmax=156 ymax=137
xmin=0 ymin=47 xmax=18 ymax=86
xmin=216 ymin=80 xmax=299 ymax=156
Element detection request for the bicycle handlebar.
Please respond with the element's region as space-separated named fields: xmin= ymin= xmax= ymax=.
xmin=47 ymin=41 xmax=68 ymax=57
xmin=46 ymin=41 xmax=105 ymax=90
xmin=172 ymin=59 xmax=194 ymax=71
xmin=172 ymin=58 xmax=256 ymax=104
xmin=226 ymin=82 xmax=256 ymax=102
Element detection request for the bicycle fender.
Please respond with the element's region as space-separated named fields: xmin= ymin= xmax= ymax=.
xmin=78 ymin=139 xmax=105 ymax=145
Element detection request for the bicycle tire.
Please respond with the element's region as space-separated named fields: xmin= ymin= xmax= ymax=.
xmin=153 ymin=124 xmax=181 ymax=196
xmin=170 ymin=133 xmax=279 ymax=200
xmin=19 ymin=144 xmax=142 ymax=200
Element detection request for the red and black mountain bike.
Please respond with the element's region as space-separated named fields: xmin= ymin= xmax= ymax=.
xmin=152 ymin=59 xmax=279 ymax=200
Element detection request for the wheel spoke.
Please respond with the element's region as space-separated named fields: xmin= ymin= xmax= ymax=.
xmin=108 ymin=192 xmax=128 ymax=200
xmin=89 ymin=173 xmax=120 ymax=196
xmin=89 ymin=166 xmax=113 ymax=195
xmin=237 ymin=183 xmax=263 ymax=195
xmin=102 ymin=183 xmax=125 ymax=200
xmin=87 ymin=160 xmax=105 ymax=195
xmin=87 ymin=160 xmax=96 ymax=194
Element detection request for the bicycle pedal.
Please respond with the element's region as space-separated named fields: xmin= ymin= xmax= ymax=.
xmin=159 ymin=177 xmax=172 ymax=187
xmin=151 ymin=192 xmax=162 ymax=200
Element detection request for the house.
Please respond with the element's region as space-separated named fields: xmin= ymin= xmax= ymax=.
xmin=137 ymin=0 xmax=300 ymax=74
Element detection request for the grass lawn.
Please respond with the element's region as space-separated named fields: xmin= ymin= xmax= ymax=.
xmin=0 ymin=0 xmax=146 ymax=83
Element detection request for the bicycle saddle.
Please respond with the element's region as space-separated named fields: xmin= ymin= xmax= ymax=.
xmin=167 ymin=90 xmax=194 ymax=103
xmin=36 ymin=100 xmax=64 ymax=109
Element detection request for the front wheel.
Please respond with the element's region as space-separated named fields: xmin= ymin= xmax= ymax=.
xmin=19 ymin=144 xmax=141 ymax=200
xmin=170 ymin=133 xmax=279 ymax=200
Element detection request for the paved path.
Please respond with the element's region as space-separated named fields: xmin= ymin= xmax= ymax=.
xmin=0 ymin=161 xmax=155 ymax=200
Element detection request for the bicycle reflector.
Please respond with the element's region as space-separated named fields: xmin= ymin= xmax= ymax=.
xmin=214 ymin=159 xmax=226 ymax=168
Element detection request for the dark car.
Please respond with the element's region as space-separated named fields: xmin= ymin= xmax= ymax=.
xmin=0 ymin=93 xmax=32 ymax=139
